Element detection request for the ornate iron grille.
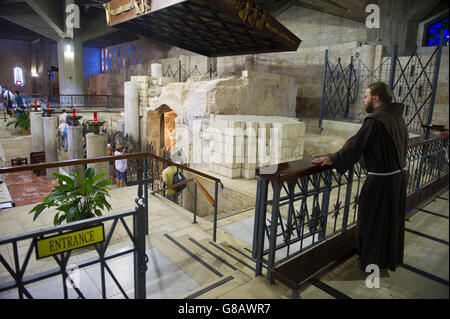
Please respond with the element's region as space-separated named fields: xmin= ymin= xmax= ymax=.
xmin=320 ymin=43 xmax=444 ymax=136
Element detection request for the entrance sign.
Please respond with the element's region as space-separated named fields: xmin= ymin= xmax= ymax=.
xmin=36 ymin=224 xmax=105 ymax=259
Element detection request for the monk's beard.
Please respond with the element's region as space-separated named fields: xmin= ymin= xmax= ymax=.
xmin=364 ymin=101 xmax=374 ymax=113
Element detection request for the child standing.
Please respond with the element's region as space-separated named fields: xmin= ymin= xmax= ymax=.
xmin=114 ymin=145 xmax=127 ymax=188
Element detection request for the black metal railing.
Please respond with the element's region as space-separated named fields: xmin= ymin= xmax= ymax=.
xmin=252 ymin=133 xmax=449 ymax=283
xmin=163 ymin=62 xmax=216 ymax=82
xmin=0 ymin=153 xmax=148 ymax=299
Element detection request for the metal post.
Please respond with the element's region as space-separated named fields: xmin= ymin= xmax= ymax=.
xmin=134 ymin=164 xmax=147 ymax=299
xmin=345 ymin=56 xmax=354 ymax=119
xmin=178 ymin=60 xmax=182 ymax=82
xmin=213 ymin=181 xmax=219 ymax=242
xmin=388 ymin=45 xmax=399 ymax=92
xmin=266 ymin=181 xmax=281 ymax=284
xmin=254 ymin=177 xmax=269 ymax=276
xmin=193 ymin=182 xmax=198 ymax=224
xmin=210 ymin=63 xmax=212 ymax=78
xmin=319 ymin=49 xmax=328 ymax=129
xmin=143 ymin=157 xmax=149 ymax=235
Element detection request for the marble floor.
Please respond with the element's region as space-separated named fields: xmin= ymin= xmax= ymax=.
xmin=0 ymin=178 xmax=448 ymax=299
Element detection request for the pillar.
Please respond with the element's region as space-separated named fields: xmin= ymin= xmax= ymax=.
xmin=30 ymin=112 xmax=44 ymax=152
xmin=86 ymin=132 xmax=108 ymax=179
xmin=67 ymin=125 xmax=84 ymax=175
xmin=124 ymin=81 xmax=139 ymax=141
xmin=151 ymin=63 xmax=163 ymax=79
xmin=43 ymin=116 xmax=58 ymax=179
xmin=57 ymin=38 xmax=84 ymax=106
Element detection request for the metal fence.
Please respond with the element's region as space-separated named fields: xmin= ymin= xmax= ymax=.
xmin=320 ymin=41 xmax=445 ymax=136
xmin=252 ymin=133 xmax=449 ymax=283
xmin=0 ymin=154 xmax=148 ymax=299
xmin=19 ymin=94 xmax=124 ymax=109
xmin=163 ymin=62 xmax=216 ymax=82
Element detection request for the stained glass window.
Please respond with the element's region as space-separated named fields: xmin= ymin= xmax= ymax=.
xmin=13 ymin=66 xmax=25 ymax=87
xmin=425 ymin=16 xmax=449 ymax=46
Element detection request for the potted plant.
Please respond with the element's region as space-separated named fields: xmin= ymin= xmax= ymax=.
xmin=6 ymin=111 xmax=30 ymax=135
xmin=29 ymin=168 xmax=112 ymax=225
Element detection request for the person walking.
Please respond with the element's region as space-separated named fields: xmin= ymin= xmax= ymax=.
xmin=2 ymin=88 xmax=14 ymax=116
xmin=312 ymin=82 xmax=408 ymax=272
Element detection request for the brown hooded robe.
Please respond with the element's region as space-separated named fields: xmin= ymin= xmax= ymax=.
xmin=329 ymin=103 xmax=409 ymax=271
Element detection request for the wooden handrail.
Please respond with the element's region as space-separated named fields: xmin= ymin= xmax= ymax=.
xmin=256 ymin=134 xmax=449 ymax=183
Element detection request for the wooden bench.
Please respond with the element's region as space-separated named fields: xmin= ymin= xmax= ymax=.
xmin=272 ymin=226 xmax=358 ymax=298
xmin=30 ymin=151 xmax=46 ymax=176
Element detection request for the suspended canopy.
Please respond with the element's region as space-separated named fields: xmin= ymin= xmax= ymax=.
xmin=104 ymin=0 xmax=301 ymax=57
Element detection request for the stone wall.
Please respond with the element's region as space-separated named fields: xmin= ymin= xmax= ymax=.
xmin=0 ymin=39 xmax=32 ymax=94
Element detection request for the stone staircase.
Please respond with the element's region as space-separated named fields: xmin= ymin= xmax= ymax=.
xmin=153 ymin=231 xmax=259 ymax=299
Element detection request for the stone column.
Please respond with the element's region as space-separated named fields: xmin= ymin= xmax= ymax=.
xmin=30 ymin=112 xmax=44 ymax=152
xmin=124 ymin=81 xmax=139 ymax=141
xmin=86 ymin=132 xmax=108 ymax=179
xmin=43 ymin=116 xmax=58 ymax=179
xmin=67 ymin=125 xmax=84 ymax=175
xmin=151 ymin=63 xmax=163 ymax=79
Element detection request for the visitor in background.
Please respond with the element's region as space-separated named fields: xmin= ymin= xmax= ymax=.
xmin=162 ymin=149 xmax=186 ymax=203
xmin=2 ymin=87 xmax=14 ymax=116
xmin=60 ymin=109 xmax=68 ymax=123
xmin=58 ymin=119 xmax=68 ymax=152
xmin=14 ymin=91 xmax=24 ymax=114
xmin=114 ymin=145 xmax=127 ymax=188
xmin=107 ymin=144 xmax=115 ymax=184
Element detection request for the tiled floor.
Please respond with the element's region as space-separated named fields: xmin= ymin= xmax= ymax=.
xmin=0 ymin=180 xmax=448 ymax=299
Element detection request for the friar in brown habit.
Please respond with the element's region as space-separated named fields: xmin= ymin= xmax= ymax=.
xmin=312 ymin=82 xmax=409 ymax=271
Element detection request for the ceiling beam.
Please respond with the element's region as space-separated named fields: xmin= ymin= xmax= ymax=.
xmin=25 ymin=0 xmax=66 ymax=38
xmin=0 ymin=3 xmax=60 ymax=40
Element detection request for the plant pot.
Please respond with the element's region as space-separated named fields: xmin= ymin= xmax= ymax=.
xmin=22 ymin=129 xmax=29 ymax=136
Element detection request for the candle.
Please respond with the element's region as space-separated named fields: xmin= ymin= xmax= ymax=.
xmin=34 ymin=100 xmax=37 ymax=106
xmin=72 ymin=108 xmax=76 ymax=116
xmin=94 ymin=112 xmax=97 ymax=122
xmin=47 ymin=104 xmax=49 ymax=109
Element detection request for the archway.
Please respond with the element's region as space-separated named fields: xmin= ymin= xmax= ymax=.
xmin=146 ymin=104 xmax=177 ymax=155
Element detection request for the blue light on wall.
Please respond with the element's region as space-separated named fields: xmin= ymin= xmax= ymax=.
xmin=426 ymin=17 xmax=449 ymax=46
xmin=83 ymin=46 xmax=101 ymax=79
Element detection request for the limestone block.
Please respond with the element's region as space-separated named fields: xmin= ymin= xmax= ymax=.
xmin=242 ymin=162 xmax=256 ymax=170
xmin=272 ymin=122 xmax=293 ymax=139
xmin=131 ymin=76 xmax=150 ymax=84
xmin=224 ymin=134 xmax=245 ymax=145
xmin=258 ymin=128 xmax=271 ymax=140
xmin=215 ymin=119 xmax=229 ymax=129
xmin=241 ymin=168 xmax=256 ymax=179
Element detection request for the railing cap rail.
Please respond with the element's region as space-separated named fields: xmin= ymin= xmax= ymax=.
xmin=256 ymin=134 xmax=448 ymax=183
xmin=0 ymin=152 xmax=222 ymax=184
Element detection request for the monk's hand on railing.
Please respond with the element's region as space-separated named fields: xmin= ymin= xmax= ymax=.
xmin=312 ymin=156 xmax=333 ymax=166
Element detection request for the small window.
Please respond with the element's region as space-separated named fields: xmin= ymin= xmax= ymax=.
xmin=13 ymin=66 xmax=25 ymax=87
xmin=425 ymin=16 xmax=449 ymax=46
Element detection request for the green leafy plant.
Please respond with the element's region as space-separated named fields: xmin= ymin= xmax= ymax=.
xmin=29 ymin=168 xmax=113 ymax=225
xmin=6 ymin=111 xmax=30 ymax=132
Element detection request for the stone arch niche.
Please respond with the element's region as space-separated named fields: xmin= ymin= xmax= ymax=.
xmin=146 ymin=104 xmax=177 ymax=155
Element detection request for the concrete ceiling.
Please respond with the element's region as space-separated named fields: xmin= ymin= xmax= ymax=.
xmin=0 ymin=0 xmax=448 ymax=48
